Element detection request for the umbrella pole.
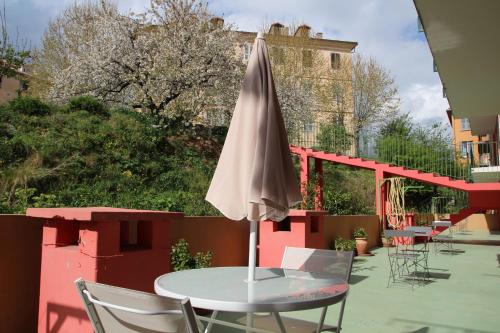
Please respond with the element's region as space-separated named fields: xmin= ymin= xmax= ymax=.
xmin=248 ymin=220 xmax=257 ymax=282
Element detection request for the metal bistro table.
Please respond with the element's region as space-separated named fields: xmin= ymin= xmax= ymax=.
xmin=154 ymin=267 xmax=348 ymax=333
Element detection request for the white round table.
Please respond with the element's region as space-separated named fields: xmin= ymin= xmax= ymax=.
xmin=154 ymin=266 xmax=348 ymax=313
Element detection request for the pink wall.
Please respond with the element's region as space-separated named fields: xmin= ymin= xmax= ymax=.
xmin=170 ymin=216 xmax=250 ymax=267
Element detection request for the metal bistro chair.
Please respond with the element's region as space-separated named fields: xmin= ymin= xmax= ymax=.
xmin=75 ymin=278 xmax=200 ymax=333
xmin=432 ymin=220 xmax=453 ymax=254
xmin=404 ymin=226 xmax=432 ymax=279
xmin=384 ymin=229 xmax=421 ymax=288
xmin=251 ymin=247 xmax=353 ymax=333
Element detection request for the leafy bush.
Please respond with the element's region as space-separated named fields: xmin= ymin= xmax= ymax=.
xmin=330 ymin=237 xmax=356 ymax=251
xmin=171 ymin=239 xmax=212 ymax=271
xmin=67 ymin=95 xmax=108 ymax=117
xmin=353 ymin=227 xmax=367 ymax=239
xmin=0 ymin=96 xmax=226 ymax=215
xmin=8 ymin=96 xmax=51 ymax=116
xmin=316 ymin=123 xmax=352 ymax=154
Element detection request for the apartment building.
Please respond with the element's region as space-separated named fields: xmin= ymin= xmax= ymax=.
xmin=416 ymin=0 xmax=500 ymax=182
xmin=210 ymin=19 xmax=357 ymax=149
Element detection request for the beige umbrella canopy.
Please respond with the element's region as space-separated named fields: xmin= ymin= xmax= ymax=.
xmin=206 ymin=32 xmax=302 ymax=282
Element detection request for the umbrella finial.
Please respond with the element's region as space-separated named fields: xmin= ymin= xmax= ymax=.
xmin=256 ymin=32 xmax=265 ymax=40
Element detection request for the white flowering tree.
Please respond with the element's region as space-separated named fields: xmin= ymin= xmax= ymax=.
xmin=32 ymin=0 xmax=243 ymax=124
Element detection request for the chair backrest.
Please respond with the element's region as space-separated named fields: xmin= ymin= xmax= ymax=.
xmin=384 ymin=229 xmax=415 ymax=249
xmin=75 ymin=278 xmax=199 ymax=333
xmin=281 ymin=247 xmax=354 ymax=282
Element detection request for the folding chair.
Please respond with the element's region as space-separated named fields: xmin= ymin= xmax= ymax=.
xmin=251 ymin=247 xmax=354 ymax=333
xmin=432 ymin=220 xmax=453 ymax=254
xmin=384 ymin=229 xmax=421 ymax=289
xmin=404 ymin=226 xmax=432 ymax=279
xmin=75 ymin=278 xmax=200 ymax=333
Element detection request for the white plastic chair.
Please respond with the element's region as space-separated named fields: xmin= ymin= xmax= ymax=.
xmin=250 ymin=247 xmax=353 ymax=333
xmin=281 ymin=247 xmax=354 ymax=333
xmin=75 ymin=278 xmax=200 ymax=333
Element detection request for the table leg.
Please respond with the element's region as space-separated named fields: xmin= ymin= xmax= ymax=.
xmin=272 ymin=312 xmax=288 ymax=333
xmin=204 ymin=310 xmax=219 ymax=333
xmin=246 ymin=312 xmax=254 ymax=333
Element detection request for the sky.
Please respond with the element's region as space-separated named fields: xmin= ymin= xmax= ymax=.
xmin=5 ymin=0 xmax=449 ymax=126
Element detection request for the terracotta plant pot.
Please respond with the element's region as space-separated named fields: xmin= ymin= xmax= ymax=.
xmin=382 ymin=237 xmax=394 ymax=247
xmin=355 ymin=238 xmax=368 ymax=255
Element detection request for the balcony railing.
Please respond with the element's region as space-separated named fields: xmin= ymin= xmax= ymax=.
xmin=460 ymin=141 xmax=499 ymax=168
xmin=287 ymin=122 xmax=481 ymax=182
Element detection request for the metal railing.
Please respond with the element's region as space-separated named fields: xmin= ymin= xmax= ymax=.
xmin=460 ymin=141 xmax=499 ymax=169
xmin=431 ymin=195 xmax=468 ymax=215
xmin=286 ymin=122 xmax=481 ymax=182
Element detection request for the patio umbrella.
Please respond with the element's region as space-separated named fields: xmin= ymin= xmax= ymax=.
xmin=206 ymin=32 xmax=302 ymax=282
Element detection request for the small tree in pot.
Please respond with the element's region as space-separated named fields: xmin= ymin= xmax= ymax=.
xmin=353 ymin=228 xmax=368 ymax=256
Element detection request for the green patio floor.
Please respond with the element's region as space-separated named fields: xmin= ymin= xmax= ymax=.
xmin=443 ymin=227 xmax=500 ymax=245
xmin=211 ymin=243 xmax=500 ymax=333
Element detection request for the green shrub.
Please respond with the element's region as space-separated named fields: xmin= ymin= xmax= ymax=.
xmin=353 ymin=227 xmax=367 ymax=239
xmin=0 ymin=96 xmax=224 ymax=215
xmin=316 ymin=123 xmax=352 ymax=154
xmin=171 ymin=239 xmax=212 ymax=271
xmin=68 ymin=95 xmax=108 ymax=117
xmin=330 ymin=236 xmax=356 ymax=251
xmin=8 ymin=96 xmax=51 ymax=116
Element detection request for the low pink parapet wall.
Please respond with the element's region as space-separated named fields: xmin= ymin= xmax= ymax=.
xmin=324 ymin=215 xmax=381 ymax=250
xmin=0 ymin=214 xmax=43 ymax=333
xmin=0 ymin=211 xmax=421 ymax=332
xmin=171 ymin=216 xmax=250 ymax=267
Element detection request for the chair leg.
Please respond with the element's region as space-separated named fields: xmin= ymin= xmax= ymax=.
xmin=316 ymin=306 xmax=328 ymax=333
xmin=272 ymin=312 xmax=287 ymax=333
xmin=204 ymin=310 xmax=219 ymax=333
xmin=336 ymin=299 xmax=347 ymax=333
xmin=387 ymin=257 xmax=396 ymax=287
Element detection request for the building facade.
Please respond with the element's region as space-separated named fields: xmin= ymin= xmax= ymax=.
xmin=208 ymin=19 xmax=358 ymax=150
xmin=0 ymin=75 xmax=26 ymax=103
xmin=416 ymin=0 xmax=500 ymax=182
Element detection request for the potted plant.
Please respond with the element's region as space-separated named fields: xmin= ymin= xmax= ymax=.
xmin=381 ymin=234 xmax=394 ymax=247
xmin=353 ymin=228 xmax=368 ymax=255
xmin=171 ymin=239 xmax=213 ymax=315
xmin=330 ymin=236 xmax=356 ymax=252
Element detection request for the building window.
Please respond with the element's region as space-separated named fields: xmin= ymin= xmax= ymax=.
xmin=331 ymin=53 xmax=340 ymax=69
xmin=460 ymin=141 xmax=473 ymax=158
xmin=270 ymin=46 xmax=284 ymax=65
xmin=243 ymin=43 xmax=252 ymax=61
xmin=304 ymin=122 xmax=314 ymax=133
xmin=461 ymin=118 xmax=470 ymax=131
xmin=417 ymin=17 xmax=424 ymax=32
xmin=302 ymin=49 xmax=312 ymax=68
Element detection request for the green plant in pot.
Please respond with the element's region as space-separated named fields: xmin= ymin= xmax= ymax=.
xmin=353 ymin=228 xmax=368 ymax=256
xmin=330 ymin=236 xmax=356 ymax=252
xmin=171 ymin=239 xmax=213 ymax=271
xmin=171 ymin=239 xmax=213 ymax=315
xmin=381 ymin=234 xmax=394 ymax=247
